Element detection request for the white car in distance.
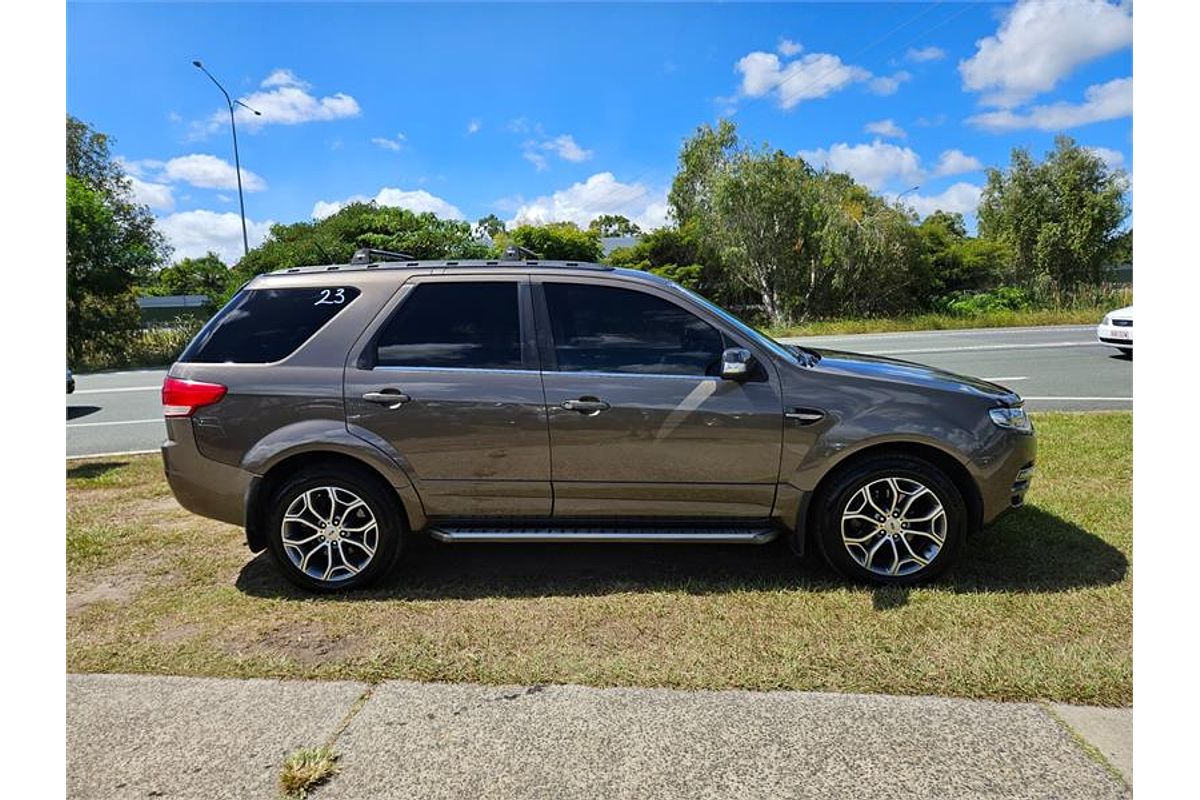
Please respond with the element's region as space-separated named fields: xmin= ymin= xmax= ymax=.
xmin=1097 ymin=305 xmax=1132 ymax=354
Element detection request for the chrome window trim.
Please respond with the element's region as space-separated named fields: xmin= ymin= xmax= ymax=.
xmin=372 ymin=365 xmax=536 ymax=376
xmin=541 ymin=369 xmax=721 ymax=382
xmin=372 ymin=365 xmax=722 ymax=381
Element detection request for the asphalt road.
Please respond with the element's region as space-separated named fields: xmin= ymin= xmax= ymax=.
xmin=66 ymin=324 xmax=1130 ymax=458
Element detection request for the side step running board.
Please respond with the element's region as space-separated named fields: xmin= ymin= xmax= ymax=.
xmin=428 ymin=527 xmax=778 ymax=544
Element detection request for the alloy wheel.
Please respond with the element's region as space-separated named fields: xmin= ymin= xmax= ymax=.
xmin=840 ymin=476 xmax=947 ymax=577
xmin=280 ymin=486 xmax=379 ymax=584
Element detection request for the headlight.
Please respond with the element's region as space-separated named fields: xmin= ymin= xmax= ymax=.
xmin=1101 ymin=314 xmax=1111 ymax=325
xmin=990 ymin=405 xmax=1033 ymax=433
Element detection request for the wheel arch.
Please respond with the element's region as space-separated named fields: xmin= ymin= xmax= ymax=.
xmin=245 ymin=449 xmax=423 ymax=552
xmin=803 ymin=440 xmax=983 ymax=545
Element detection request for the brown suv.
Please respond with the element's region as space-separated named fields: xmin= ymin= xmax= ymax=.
xmin=161 ymin=253 xmax=1035 ymax=591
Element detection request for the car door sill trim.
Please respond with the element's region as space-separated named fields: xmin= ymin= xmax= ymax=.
xmin=427 ymin=527 xmax=778 ymax=544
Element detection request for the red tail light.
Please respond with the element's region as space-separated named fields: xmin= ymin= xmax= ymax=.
xmin=162 ymin=377 xmax=227 ymax=417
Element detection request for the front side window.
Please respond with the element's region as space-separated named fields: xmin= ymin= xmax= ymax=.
xmin=375 ymin=281 xmax=523 ymax=370
xmin=180 ymin=286 xmax=361 ymax=364
xmin=544 ymin=282 xmax=725 ymax=376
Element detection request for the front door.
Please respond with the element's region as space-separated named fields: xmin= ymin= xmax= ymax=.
xmin=344 ymin=276 xmax=551 ymax=518
xmin=534 ymin=278 xmax=783 ymax=519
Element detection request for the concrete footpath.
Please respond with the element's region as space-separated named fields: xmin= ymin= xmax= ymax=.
xmin=67 ymin=673 xmax=1131 ymax=800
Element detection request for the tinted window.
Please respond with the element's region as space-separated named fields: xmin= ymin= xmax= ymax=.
xmin=375 ymin=282 xmax=523 ymax=370
xmin=180 ymin=286 xmax=361 ymax=364
xmin=544 ymin=283 xmax=725 ymax=376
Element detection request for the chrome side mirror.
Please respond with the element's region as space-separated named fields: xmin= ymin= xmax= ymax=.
xmin=720 ymin=347 xmax=755 ymax=380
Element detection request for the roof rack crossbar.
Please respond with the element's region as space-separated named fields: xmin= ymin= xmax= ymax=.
xmin=350 ymin=247 xmax=416 ymax=265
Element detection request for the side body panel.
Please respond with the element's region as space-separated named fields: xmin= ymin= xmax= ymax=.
xmin=531 ymin=274 xmax=785 ymax=519
xmin=343 ymin=273 xmax=553 ymax=518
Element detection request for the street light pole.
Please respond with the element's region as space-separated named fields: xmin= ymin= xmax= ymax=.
xmin=896 ymin=185 xmax=920 ymax=204
xmin=192 ymin=60 xmax=261 ymax=258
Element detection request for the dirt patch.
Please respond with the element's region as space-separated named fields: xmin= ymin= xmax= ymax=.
xmin=67 ymin=576 xmax=139 ymax=615
xmin=228 ymin=621 xmax=363 ymax=667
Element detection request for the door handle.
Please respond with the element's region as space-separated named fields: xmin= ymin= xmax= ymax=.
xmin=363 ymin=389 xmax=411 ymax=408
xmin=560 ymin=397 xmax=610 ymax=415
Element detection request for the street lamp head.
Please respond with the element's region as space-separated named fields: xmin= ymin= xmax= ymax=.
xmin=192 ymin=60 xmax=202 ymax=68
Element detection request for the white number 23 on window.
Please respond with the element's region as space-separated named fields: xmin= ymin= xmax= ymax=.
xmin=314 ymin=288 xmax=347 ymax=306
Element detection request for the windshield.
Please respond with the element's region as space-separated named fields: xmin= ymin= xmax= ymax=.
xmin=674 ymin=284 xmax=804 ymax=364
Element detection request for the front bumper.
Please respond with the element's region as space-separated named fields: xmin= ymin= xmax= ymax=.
xmin=979 ymin=428 xmax=1037 ymax=525
xmin=1096 ymin=323 xmax=1133 ymax=348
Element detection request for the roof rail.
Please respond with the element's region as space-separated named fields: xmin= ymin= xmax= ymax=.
xmin=350 ymin=247 xmax=416 ymax=265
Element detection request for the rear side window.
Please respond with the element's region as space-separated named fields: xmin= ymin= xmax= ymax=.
xmin=544 ymin=282 xmax=725 ymax=376
xmin=180 ymin=286 xmax=361 ymax=364
xmin=375 ymin=282 xmax=523 ymax=370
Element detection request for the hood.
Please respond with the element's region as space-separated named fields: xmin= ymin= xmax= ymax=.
xmin=1107 ymin=305 xmax=1133 ymax=320
xmin=808 ymin=348 xmax=1022 ymax=405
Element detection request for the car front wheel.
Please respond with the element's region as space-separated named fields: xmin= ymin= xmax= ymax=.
xmin=813 ymin=455 xmax=967 ymax=586
xmin=265 ymin=466 xmax=404 ymax=592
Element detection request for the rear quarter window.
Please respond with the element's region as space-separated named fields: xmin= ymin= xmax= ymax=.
xmin=180 ymin=286 xmax=361 ymax=364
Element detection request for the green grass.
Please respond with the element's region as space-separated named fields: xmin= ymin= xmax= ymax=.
xmin=66 ymin=412 xmax=1131 ymax=705
xmin=765 ymin=306 xmax=1112 ymax=339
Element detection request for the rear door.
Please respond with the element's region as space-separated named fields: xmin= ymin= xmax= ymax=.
xmin=533 ymin=277 xmax=784 ymax=519
xmin=343 ymin=275 xmax=552 ymax=518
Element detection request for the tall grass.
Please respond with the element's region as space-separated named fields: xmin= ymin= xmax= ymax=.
xmin=76 ymin=316 xmax=205 ymax=372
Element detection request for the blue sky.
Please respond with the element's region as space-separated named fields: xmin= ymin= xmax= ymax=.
xmin=66 ymin=1 xmax=1133 ymax=264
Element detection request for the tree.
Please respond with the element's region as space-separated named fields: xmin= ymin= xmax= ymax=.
xmin=977 ymin=135 xmax=1129 ymax=289
xmin=501 ymin=222 xmax=603 ymax=262
xmin=144 ymin=252 xmax=232 ymax=301
xmin=606 ymin=227 xmax=708 ymax=291
xmin=66 ymin=116 xmax=169 ymax=366
xmin=668 ymin=120 xmax=929 ymax=324
xmin=231 ymin=202 xmax=489 ymax=291
xmin=475 ymin=213 xmax=506 ymax=239
xmin=588 ymin=214 xmax=642 ymax=238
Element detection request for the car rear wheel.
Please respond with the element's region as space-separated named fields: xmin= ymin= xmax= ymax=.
xmin=265 ymin=465 xmax=404 ymax=592
xmin=813 ymin=455 xmax=967 ymax=586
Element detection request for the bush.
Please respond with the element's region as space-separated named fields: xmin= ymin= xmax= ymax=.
xmin=936 ymin=287 xmax=1032 ymax=316
xmin=75 ymin=315 xmax=205 ymax=372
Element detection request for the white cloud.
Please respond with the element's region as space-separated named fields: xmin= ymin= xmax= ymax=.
xmin=903 ymin=183 xmax=984 ymax=218
xmin=370 ymin=133 xmax=406 ymax=152
xmin=1085 ymin=146 xmax=1125 ymax=170
xmin=467 ymin=118 xmax=481 ymax=134
xmin=959 ymin=0 xmax=1132 ymax=107
xmin=735 ymin=50 xmax=871 ymax=109
xmin=507 ymin=172 xmax=669 ymax=231
xmin=868 ymin=70 xmax=911 ymax=96
xmin=967 ymin=76 xmax=1132 ymax=132
xmin=127 ymin=176 xmax=174 ymax=210
xmin=157 ymin=209 xmax=275 ymax=264
xmin=543 ymin=134 xmax=592 ymax=163
xmin=523 ymin=151 xmax=549 ymax=171
xmin=906 ymin=46 xmax=946 ymax=63
xmin=160 ymin=154 xmax=267 ymax=192
xmin=260 ymin=69 xmax=310 ymax=90
xmin=520 ymin=131 xmax=593 ymax=169
xmin=189 ymin=70 xmax=360 ymax=135
xmin=865 ymin=119 xmax=906 ymax=139
xmin=777 ymin=38 xmax=803 ymax=57
xmin=932 ymin=149 xmax=984 ymax=177
xmin=311 ymin=187 xmax=464 ymax=221
xmin=799 ymin=140 xmax=922 ymax=190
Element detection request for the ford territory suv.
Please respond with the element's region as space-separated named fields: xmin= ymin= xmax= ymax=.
xmin=161 ymin=253 xmax=1035 ymax=591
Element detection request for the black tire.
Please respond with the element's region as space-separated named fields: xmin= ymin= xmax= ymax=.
xmin=812 ymin=455 xmax=966 ymax=586
xmin=265 ymin=464 xmax=405 ymax=592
